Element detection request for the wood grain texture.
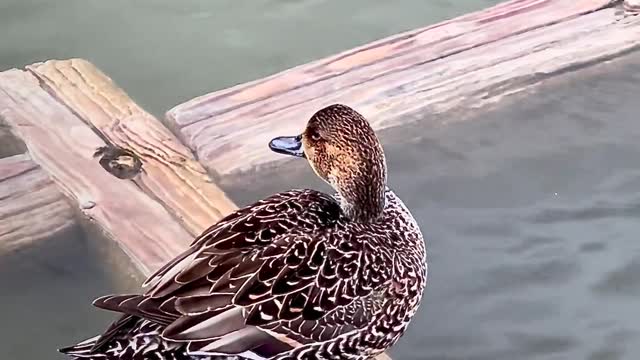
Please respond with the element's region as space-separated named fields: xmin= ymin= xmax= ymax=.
xmin=27 ymin=59 xmax=237 ymax=236
xmin=0 ymin=69 xmax=194 ymax=274
xmin=625 ymin=0 xmax=640 ymax=13
xmin=0 ymin=153 xmax=75 ymax=256
xmin=166 ymin=0 xmax=638 ymax=179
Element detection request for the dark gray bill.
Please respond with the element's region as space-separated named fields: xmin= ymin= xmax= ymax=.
xmin=269 ymin=135 xmax=305 ymax=158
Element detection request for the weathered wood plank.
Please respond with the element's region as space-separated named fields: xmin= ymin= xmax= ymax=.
xmin=166 ymin=0 xmax=639 ymax=180
xmin=0 ymin=153 xmax=75 ymax=256
xmin=625 ymin=0 xmax=640 ymax=13
xmin=0 ymin=69 xmax=194 ymax=274
xmin=26 ymin=59 xmax=236 ymax=236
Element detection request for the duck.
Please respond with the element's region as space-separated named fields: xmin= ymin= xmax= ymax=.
xmin=60 ymin=104 xmax=427 ymax=360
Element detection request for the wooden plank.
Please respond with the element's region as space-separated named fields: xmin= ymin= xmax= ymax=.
xmin=625 ymin=0 xmax=640 ymax=13
xmin=166 ymin=0 xmax=640 ymax=180
xmin=0 ymin=69 xmax=195 ymax=274
xmin=0 ymin=153 xmax=76 ymax=256
xmin=26 ymin=59 xmax=236 ymax=236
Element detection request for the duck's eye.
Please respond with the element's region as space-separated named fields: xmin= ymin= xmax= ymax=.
xmin=309 ymin=129 xmax=322 ymax=142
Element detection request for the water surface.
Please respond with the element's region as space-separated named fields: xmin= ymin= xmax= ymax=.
xmin=0 ymin=225 xmax=143 ymax=360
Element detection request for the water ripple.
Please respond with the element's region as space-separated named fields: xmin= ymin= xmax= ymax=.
xmin=593 ymin=256 xmax=640 ymax=297
xmin=527 ymin=197 xmax=640 ymax=224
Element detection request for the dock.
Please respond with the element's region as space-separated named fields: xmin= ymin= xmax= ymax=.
xmin=0 ymin=0 xmax=638 ymax=359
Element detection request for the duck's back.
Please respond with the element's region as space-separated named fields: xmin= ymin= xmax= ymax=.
xmin=61 ymin=189 xmax=342 ymax=360
xmin=61 ymin=188 xmax=426 ymax=360
xmin=380 ymin=188 xmax=426 ymax=263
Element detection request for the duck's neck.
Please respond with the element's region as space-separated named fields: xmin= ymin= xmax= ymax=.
xmin=333 ymin=161 xmax=387 ymax=223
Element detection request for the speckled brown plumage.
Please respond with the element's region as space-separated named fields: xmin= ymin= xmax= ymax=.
xmin=302 ymin=104 xmax=387 ymax=223
xmin=61 ymin=104 xmax=427 ymax=360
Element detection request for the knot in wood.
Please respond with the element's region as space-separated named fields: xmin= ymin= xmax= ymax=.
xmin=94 ymin=145 xmax=143 ymax=179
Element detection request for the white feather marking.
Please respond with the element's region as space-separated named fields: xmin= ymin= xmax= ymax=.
xmin=179 ymin=307 xmax=243 ymax=336
xmin=189 ymin=350 xmax=267 ymax=360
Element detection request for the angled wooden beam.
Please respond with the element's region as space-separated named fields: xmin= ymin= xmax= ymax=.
xmin=625 ymin=0 xmax=640 ymax=13
xmin=26 ymin=59 xmax=237 ymax=236
xmin=0 ymin=69 xmax=197 ymax=274
xmin=0 ymin=153 xmax=76 ymax=256
xmin=166 ymin=0 xmax=639 ymax=181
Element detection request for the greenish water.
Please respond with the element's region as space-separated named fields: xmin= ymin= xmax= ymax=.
xmin=0 ymin=0 xmax=500 ymax=117
xmin=0 ymin=225 xmax=143 ymax=360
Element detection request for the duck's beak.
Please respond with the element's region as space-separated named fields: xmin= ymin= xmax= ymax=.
xmin=269 ymin=135 xmax=305 ymax=158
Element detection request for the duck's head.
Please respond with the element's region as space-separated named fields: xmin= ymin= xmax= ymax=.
xmin=269 ymin=104 xmax=386 ymax=222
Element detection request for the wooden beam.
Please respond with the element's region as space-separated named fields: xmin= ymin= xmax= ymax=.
xmin=625 ymin=0 xmax=640 ymax=13
xmin=0 ymin=153 xmax=76 ymax=256
xmin=0 ymin=69 xmax=198 ymax=274
xmin=166 ymin=0 xmax=639 ymax=180
xmin=26 ymin=59 xmax=237 ymax=236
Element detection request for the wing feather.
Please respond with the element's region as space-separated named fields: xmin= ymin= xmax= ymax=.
xmin=91 ymin=189 xmax=394 ymax=356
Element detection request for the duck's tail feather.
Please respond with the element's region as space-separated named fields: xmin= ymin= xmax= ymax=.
xmin=91 ymin=314 xmax=139 ymax=352
xmin=59 ymin=317 xmax=170 ymax=359
xmin=59 ymin=308 xmax=291 ymax=360
xmin=58 ymin=335 xmax=106 ymax=358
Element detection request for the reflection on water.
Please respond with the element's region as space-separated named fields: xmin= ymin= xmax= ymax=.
xmin=227 ymin=53 xmax=640 ymax=359
xmin=0 ymin=0 xmax=501 ymax=116
xmin=0 ymin=225 xmax=142 ymax=360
